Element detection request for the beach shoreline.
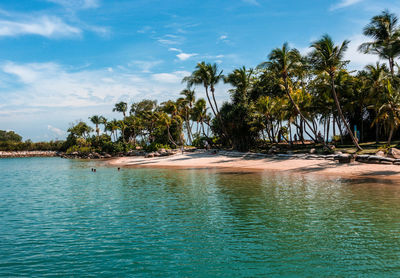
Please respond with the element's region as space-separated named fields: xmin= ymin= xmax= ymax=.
xmin=107 ymin=151 xmax=400 ymax=182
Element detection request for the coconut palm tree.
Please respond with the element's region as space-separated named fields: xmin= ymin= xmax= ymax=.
xmin=183 ymin=62 xmax=229 ymax=142
xmin=89 ymin=115 xmax=105 ymax=137
xmin=179 ymin=89 xmax=196 ymax=144
xmin=224 ymin=66 xmax=253 ymax=105
xmin=373 ymin=80 xmax=400 ymax=145
xmin=310 ymin=34 xmax=362 ymax=150
xmin=259 ymin=43 xmax=318 ymax=142
xmin=106 ymin=119 xmax=120 ymax=142
xmin=359 ymin=10 xmax=400 ymax=76
xmin=113 ymin=101 xmax=128 ymax=119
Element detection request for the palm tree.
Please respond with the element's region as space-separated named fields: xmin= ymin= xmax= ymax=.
xmin=310 ymin=35 xmax=362 ymax=150
xmin=359 ymin=10 xmax=400 ymax=76
xmin=113 ymin=102 xmax=128 ymax=119
xmin=259 ymin=43 xmax=318 ymax=142
xmin=183 ymin=62 xmax=229 ymax=142
xmin=106 ymin=119 xmax=120 ymax=142
xmin=224 ymin=66 xmax=253 ymax=105
xmin=183 ymin=62 xmax=222 ymax=117
xmin=179 ymin=89 xmax=196 ymax=144
xmin=89 ymin=115 xmax=105 ymax=137
xmin=373 ymin=81 xmax=400 ymax=145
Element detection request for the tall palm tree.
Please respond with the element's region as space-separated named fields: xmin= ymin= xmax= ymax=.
xmin=179 ymin=89 xmax=196 ymax=144
xmin=113 ymin=102 xmax=128 ymax=119
xmin=359 ymin=10 xmax=400 ymax=76
xmin=106 ymin=119 xmax=120 ymax=142
xmin=99 ymin=116 xmax=108 ymax=135
xmin=183 ymin=62 xmax=229 ymax=142
xmin=224 ymin=66 xmax=253 ymax=105
xmin=310 ymin=35 xmax=362 ymax=150
xmin=259 ymin=43 xmax=317 ymax=142
xmin=373 ymin=80 xmax=400 ymax=145
xmin=89 ymin=115 xmax=105 ymax=137
xmin=183 ymin=62 xmax=222 ymax=117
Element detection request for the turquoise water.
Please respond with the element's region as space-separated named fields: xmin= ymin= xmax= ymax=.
xmin=0 ymin=158 xmax=399 ymax=277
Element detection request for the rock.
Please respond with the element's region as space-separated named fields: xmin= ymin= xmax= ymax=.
xmin=93 ymin=152 xmax=101 ymax=159
xmin=335 ymin=154 xmax=356 ymax=163
xmin=356 ymin=155 xmax=370 ymax=163
xmin=388 ymin=148 xmax=400 ymax=159
xmin=376 ymin=150 xmax=385 ymax=157
xmin=309 ymin=148 xmax=316 ymax=154
xmin=145 ymin=152 xmax=154 ymax=158
xmin=153 ymin=151 xmax=161 ymax=157
xmin=103 ymin=154 xmax=112 ymax=158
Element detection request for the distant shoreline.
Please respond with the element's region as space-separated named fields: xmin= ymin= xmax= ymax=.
xmin=0 ymin=151 xmax=58 ymax=158
xmin=108 ymin=151 xmax=400 ymax=181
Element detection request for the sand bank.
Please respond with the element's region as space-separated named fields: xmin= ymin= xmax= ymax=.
xmin=108 ymin=151 xmax=400 ymax=181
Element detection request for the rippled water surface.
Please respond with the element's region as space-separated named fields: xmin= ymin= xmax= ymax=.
xmin=1 ymin=158 xmax=400 ymax=277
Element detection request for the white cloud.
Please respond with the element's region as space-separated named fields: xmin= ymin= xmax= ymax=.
xmin=0 ymin=62 xmax=192 ymax=110
xmin=152 ymin=71 xmax=190 ymax=83
xmin=157 ymin=34 xmax=184 ymax=45
xmin=331 ymin=0 xmax=363 ymax=10
xmin=176 ymin=53 xmax=197 ymax=61
xmin=217 ymin=34 xmax=230 ymax=44
xmin=47 ymin=125 xmax=65 ymax=136
xmin=168 ymin=48 xmax=197 ymax=61
xmin=168 ymin=47 xmax=182 ymax=52
xmin=0 ymin=16 xmax=81 ymax=38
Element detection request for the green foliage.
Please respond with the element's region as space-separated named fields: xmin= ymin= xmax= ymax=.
xmin=192 ymin=135 xmax=209 ymax=148
xmin=144 ymin=142 xmax=170 ymax=152
xmin=0 ymin=130 xmax=22 ymax=142
xmin=66 ymin=145 xmax=93 ymax=155
xmin=0 ymin=140 xmax=64 ymax=151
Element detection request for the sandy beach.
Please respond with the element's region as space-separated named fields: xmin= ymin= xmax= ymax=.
xmin=108 ymin=151 xmax=400 ymax=181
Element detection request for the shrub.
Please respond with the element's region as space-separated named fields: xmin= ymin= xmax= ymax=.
xmin=144 ymin=142 xmax=170 ymax=152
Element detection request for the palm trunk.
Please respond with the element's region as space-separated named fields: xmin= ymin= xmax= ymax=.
xmin=326 ymin=115 xmax=330 ymax=143
xmin=388 ymin=126 xmax=394 ymax=146
xmin=283 ymin=78 xmax=317 ymax=142
xmin=330 ymin=75 xmax=362 ymax=151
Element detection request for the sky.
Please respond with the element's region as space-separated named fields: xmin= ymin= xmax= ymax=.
xmin=0 ymin=0 xmax=399 ymax=141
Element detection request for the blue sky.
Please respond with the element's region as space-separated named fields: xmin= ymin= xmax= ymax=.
xmin=0 ymin=0 xmax=398 ymax=141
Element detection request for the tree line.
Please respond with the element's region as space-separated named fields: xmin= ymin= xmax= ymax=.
xmin=62 ymin=10 xmax=400 ymax=153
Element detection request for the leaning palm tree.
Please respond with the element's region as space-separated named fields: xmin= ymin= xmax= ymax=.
xmin=310 ymin=35 xmax=362 ymax=150
xmin=359 ymin=10 xmax=400 ymax=76
xmin=259 ymin=43 xmax=318 ymax=142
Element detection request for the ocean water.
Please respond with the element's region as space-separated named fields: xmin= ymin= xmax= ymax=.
xmin=0 ymin=157 xmax=399 ymax=277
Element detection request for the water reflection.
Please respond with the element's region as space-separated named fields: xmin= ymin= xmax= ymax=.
xmin=0 ymin=158 xmax=399 ymax=276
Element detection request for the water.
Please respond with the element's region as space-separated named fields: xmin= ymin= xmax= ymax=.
xmin=0 ymin=158 xmax=399 ymax=277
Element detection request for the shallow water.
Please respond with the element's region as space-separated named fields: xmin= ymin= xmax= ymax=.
xmin=0 ymin=157 xmax=399 ymax=277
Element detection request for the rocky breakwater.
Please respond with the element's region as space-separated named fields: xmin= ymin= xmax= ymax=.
xmin=335 ymin=148 xmax=400 ymax=165
xmin=59 ymin=148 xmax=179 ymax=159
xmin=0 ymin=151 xmax=58 ymax=158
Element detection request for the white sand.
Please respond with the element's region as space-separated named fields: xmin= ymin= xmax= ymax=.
xmin=108 ymin=152 xmax=400 ymax=181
